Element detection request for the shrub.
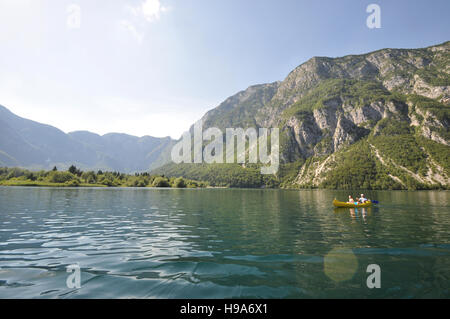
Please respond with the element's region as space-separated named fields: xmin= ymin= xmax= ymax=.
xmin=48 ymin=171 xmax=75 ymax=183
xmin=173 ymin=177 xmax=187 ymax=188
xmin=152 ymin=177 xmax=170 ymax=187
xmin=65 ymin=179 xmax=80 ymax=187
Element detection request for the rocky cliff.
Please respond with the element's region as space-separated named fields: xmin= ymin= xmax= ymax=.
xmin=158 ymin=41 xmax=450 ymax=190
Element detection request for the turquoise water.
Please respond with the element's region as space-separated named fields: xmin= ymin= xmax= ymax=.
xmin=0 ymin=187 xmax=449 ymax=298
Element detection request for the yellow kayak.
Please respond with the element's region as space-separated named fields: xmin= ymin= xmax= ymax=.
xmin=333 ymin=199 xmax=372 ymax=208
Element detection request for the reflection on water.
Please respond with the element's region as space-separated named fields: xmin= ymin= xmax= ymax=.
xmin=334 ymin=207 xmax=372 ymax=222
xmin=0 ymin=187 xmax=449 ymax=298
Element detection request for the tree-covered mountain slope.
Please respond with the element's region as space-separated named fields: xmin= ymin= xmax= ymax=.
xmin=155 ymin=41 xmax=450 ymax=190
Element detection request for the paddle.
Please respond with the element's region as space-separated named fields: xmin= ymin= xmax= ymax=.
xmin=372 ymin=200 xmax=379 ymax=204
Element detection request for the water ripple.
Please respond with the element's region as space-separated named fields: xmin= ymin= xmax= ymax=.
xmin=0 ymin=187 xmax=449 ymax=298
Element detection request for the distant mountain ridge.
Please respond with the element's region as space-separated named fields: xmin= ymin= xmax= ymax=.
xmin=0 ymin=105 xmax=175 ymax=172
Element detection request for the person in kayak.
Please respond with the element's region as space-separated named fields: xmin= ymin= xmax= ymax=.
xmin=358 ymin=194 xmax=368 ymax=203
xmin=347 ymin=195 xmax=355 ymax=203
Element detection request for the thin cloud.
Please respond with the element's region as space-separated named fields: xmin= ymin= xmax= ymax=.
xmin=141 ymin=0 xmax=170 ymax=22
xmin=122 ymin=0 xmax=170 ymax=44
xmin=120 ymin=19 xmax=144 ymax=44
xmin=128 ymin=0 xmax=170 ymax=22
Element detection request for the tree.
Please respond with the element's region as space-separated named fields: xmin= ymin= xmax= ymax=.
xmin=173 ymin=177 xmax=187 ymax=188
xmin=81 ymin=171 xmax=96 ymax=184
xmin=68 ymin=165 xmax=77 ymax=175
xmin=52 ymin=166 xmax=58 ymax=171
xmin=68 ymin=165 xmax=82 ymax=176
xmin=152 ymin=177 xmax=170 ymax=187
xmin=49 ymin=171 xmax=75 ymax=183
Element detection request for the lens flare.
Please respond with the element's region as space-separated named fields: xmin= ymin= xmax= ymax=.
xmin=324 ymin=247 xmax=358 ymax=282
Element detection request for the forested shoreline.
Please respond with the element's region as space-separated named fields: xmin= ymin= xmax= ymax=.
xmin=0 ymin=166 xmax=208 ymax=188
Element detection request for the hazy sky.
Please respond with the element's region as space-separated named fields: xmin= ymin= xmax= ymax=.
xmin=0 ymin=0 xmax=449 ymax=138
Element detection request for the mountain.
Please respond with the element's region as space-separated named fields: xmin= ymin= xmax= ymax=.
xmin=154 ymin=41 xmax=450 ymax=190
xmin=0 ymin=105 xmax=175 ymax=172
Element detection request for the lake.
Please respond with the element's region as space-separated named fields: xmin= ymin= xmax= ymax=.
xmin=0 ymin=187 xmax=449 ymax=298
